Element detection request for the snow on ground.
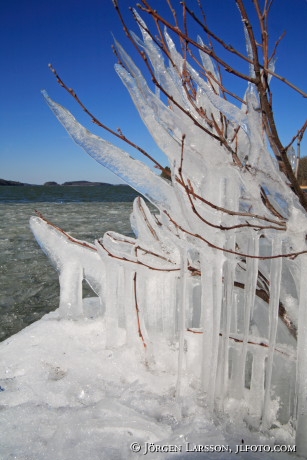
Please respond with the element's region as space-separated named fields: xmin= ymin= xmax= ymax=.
xmin=0 ymin=299 xmax=298 ymax=460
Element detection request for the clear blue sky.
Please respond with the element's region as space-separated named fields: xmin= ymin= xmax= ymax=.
xmin=1 ymin=0 xmax=307 ymax=185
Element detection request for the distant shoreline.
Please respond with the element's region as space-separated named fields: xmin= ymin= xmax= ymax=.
xmin=0 ymin=179 xmax=126 ymax=187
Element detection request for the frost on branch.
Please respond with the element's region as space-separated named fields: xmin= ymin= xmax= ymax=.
xmin=33 ymin=3 xmax=307 ymax=455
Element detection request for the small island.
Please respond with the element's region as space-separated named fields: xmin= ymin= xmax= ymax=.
xmin=61 ymin=181 xmax=113 ymax=186
xmin=0 ymin=179 xmax=120 ymax=187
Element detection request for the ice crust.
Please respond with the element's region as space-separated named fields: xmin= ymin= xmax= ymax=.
xmin=0 ymin=305 xmax=298 ymax=460
xmin=23 ymin=10 xmax=307 ymax=458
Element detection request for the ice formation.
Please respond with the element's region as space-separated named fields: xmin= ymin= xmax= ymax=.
xmin=30 ymin=8 xmax=307 ymax=456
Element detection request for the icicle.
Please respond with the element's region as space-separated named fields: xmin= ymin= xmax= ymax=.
xmin=197 ymin=36 xmax=221 ymax=95
xmin=218 ymin=234 xmax=236 ymax=408
xmin=176 ymin=248 xmax=188 ymax=399
xmin=262 ymin=236 xmax=283 ymax=429
xmin=204 ymin=250 xmax=224 ymax=406
xmin=116 ymin=264 xmax=126 ymax=329
xmin=200 ymin=250 xmax=214 ymax=397
xmin=122 ymin=267 xmax=139 ymax=346
xmin=143 ymin=271 xmax=162 ymax=336
xmin=105 ymin=260 xmax=119 ymax=348
xmin=161 ymin=271 xmax=177 ymax=340
xmin=58 ymin=261 xmax=83 ymax=319
xmin=233 ymin=231 xmax=260 ymax=397
xmin=248 ymin=346 xmax=266 ymax=421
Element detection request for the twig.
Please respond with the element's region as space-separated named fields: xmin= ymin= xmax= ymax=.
xmin=35 ymin=211 xmax=97 ymax=251
xmin=97 ymin=239 xmax=180 ymax=272
xmin=285 ymin=120 xmax=307 ymax=151
xmin=137 ymin=0 xmax=255 ymax=83
xmin=133 ymin=272 xmax=147 ymax=348
xmin=187 ymin=2 xmax=306 ymax=98
xmin=186 ymin=328 xmax=295 ymax=358
xmin=164 ymin=210 xmax=307 ymax=260
xmin=177 ymin=179 xmax=286 ymax=227
xmin=177 ymin=137 xmax=286 ymax=231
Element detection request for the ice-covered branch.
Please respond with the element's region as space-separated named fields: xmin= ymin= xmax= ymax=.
xmin=43 ymin=91 xmax=176 ymax=211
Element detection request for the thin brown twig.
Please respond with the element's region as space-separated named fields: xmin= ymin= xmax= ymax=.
xmin=135 ymin=196 xmax=159 ymax=240
xmin=284 ymin=120 xmax=307 ymax=151
xmin=175 ymin=177 xmax=286 ymax=227
xmin=186 ymin=328 xmax=295 ymax=358
xmin=269 ymin=30 xmax=286 ymax=65
xmin=176 ymin=138 xmax=287 ymax=231
xmin=133 ymin=272 xmax=147 ymax=348
xmin=185 ymin=2 xmax=306 ymax=98
xmin=97 ymin=239 xmax=180 ymax=272
xmin=35 ymin=211 xmax=97 ymax=251
xmin=104 ymin=230 xmax=175 ymax=264
xmin=164 ymin=210 xmax=307 ymax=260
xmin=137 ymin=0 xmax=255 ymax=83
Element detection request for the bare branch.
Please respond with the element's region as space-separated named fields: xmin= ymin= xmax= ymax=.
xmin=285 ymin=120 xmax=307 ymax=151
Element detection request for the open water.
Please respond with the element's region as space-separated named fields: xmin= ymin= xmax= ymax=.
xmin=0 ymin=185 xmax=142 ymax=342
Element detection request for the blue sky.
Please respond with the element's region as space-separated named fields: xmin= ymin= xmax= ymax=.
xmin=1 ymin=0 xmax=307 ymax=185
